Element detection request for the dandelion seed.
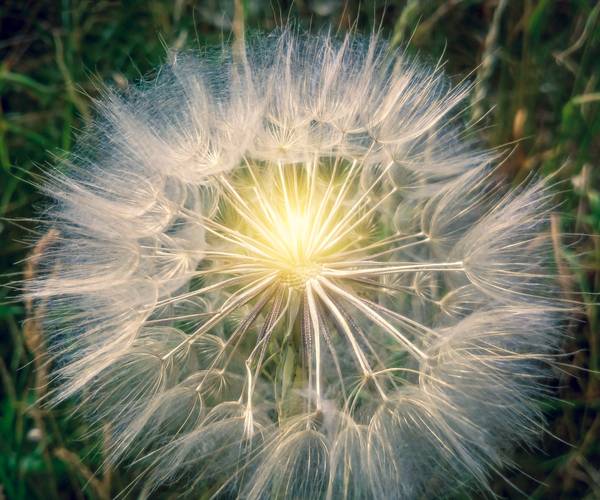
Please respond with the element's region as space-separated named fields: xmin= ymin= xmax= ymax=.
xmin=26 ymin=30 xmax=568 ymax=498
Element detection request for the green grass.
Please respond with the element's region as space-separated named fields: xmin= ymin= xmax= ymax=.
xmin=1 ymin=1 xmax=598 ymax=498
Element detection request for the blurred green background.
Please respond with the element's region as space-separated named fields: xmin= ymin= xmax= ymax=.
xmin=0 ymin=0 xmax=598 ymax=498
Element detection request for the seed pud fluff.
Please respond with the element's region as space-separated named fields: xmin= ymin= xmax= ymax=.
xmin=26 ymin=31 xmax=566 ymax=499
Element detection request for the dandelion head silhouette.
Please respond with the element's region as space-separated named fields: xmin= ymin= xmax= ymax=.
xmin=27 ymin=31 xmax=565 ymax=498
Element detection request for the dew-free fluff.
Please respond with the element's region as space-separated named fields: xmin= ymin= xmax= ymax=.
xmin=26 ymin=31 xmax=566 ymax=498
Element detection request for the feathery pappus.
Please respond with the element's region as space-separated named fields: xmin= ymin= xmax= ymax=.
xmin=25 ymin=30 xmax=568 ymax=498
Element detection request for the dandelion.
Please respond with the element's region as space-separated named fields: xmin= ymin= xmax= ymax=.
xmin=27 ymin=30 xmax=567 ymax=498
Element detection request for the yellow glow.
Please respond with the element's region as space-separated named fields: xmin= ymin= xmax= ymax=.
xmin=214 ymin=160 xmax=368 ymax=289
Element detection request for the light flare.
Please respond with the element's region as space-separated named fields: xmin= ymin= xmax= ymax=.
xmin=179 ymin=159 xmax=450 ymax=416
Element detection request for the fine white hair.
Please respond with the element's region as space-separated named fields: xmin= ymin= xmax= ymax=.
xmin=25 ymin=29 xmax=568 ymax=498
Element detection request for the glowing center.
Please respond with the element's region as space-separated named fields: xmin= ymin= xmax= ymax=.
xmin=217 ymin=161 xmax=367 ymax=289
xmin=249 ymin=188 xmax=336 ymax=288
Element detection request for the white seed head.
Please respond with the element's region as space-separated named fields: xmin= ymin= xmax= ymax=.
xmin=26 ymin=30 xmax=567 ymax=498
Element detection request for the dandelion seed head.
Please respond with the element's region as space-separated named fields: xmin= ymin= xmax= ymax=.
xmin=25 ymin=30 xmax=569 ymax=498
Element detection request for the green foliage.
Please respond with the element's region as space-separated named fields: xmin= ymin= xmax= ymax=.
xmin=1 ymin=1 xmax=598 ymax=498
